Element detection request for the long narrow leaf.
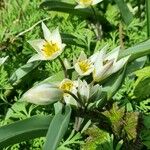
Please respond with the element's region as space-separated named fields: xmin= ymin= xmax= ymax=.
xmin=114 ymin=0 xmax=133 ymax=25
xmin=119 ymin=39 xmax=150 ymax=61
xmin=146 ymin=0 xmax=150 ymax=37
xmin=61 ymin=33 xmax=85 ymax=48
xmin=103 ymin=67 xmax=126 ymax=100
xmin=9 ymin=61 xmax=40 ymax=84
xmin=0 ymin=115 xmax=52 ymax=149
xmin=43 ymin=105 xmax=71 ymax=150
xmin=40 ymin=1 xmax=110 ymax=26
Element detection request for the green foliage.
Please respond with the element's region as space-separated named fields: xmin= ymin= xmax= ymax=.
xmin=82 ymin=125 xmax=108 ymax=150
xmin=114 ymin=0 xmax=133 ymax=25
xmin=0 ymin=0 xmax=150 ymax=149
xmin=57 ymin=130 xmax=83 ymax=150
xmin=103 ymin=103 xmax=139 ymax=141
xmin=133 ymin=66 xmax=150 ymax=99
xmin=0 ymin=66 xmax=11 ymax=90
xmin=141 ymin=115 xmax=150 ymax=148
xmin=83 ymin=125 xmax=123 ymax=150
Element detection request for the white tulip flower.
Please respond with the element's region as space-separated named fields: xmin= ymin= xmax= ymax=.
xmin=74 ymin=51 xmax=94 ymax=76
xmin=59 ymin=79 xmax=78 ymax=106
xmin=75 ymin=0 xmax=103 ymax=9
xmin=22 ymin=84 xmax=63 ymax=105
xmin=28 ymin=22 xmax=66 ymax=63
xmin=93 ymin=46 xmax=130 ymax=82
xmin=0 ymin=56 xmax=8 ymax=65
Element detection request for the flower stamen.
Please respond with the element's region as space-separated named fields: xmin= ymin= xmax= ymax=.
xmin=78 ymin=60 xmax=92 ymax=73
xmin=80 ymin=0 xmax=92 ymax=5
xmin=42 ymin=41 xmax=60 ymax=58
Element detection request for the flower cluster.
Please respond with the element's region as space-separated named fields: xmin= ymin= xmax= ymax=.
xmin=22 ymin=23 xmax=129 ymax=107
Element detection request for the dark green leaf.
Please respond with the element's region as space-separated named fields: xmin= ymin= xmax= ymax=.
xmin=43 ymin=105 xmax=71 ymax=150
xmin=61 ymin=33 xmax=85 ymax=48
xmin=119 ymin=39 xmax=150 ymax=62
xmin=40 ymin=1 xmax=110 ymax=26
xmin=103 ymin=67 xmax=126 ymax=100
xmin=9 ymin=61 xmax=40 ymax=84
xmin=146 ymin=0 xmax=150 ymax=37
xmin=126 ymin=56 xmax=147 ymax=75
xmin=114 ymin=0 xmax=133 ymax=25
xmin=0 ymin=115 xmax=52 ymax=149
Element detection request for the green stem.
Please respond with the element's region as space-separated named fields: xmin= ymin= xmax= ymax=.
xmin=146 ymin=0 xmax=150 ymax=38
xmin=90 ymin=6 xmax=102 ymax=40
xmin=58 ymin=57 xmax=68 ymax=78
xmin=64 ymin=90 xmax=84 ymax=108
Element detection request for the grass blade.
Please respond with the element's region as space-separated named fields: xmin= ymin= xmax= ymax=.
xmin=114 ymin=0 xmax=133 ymax=25
xmin=146 ymin=0 xmax=150 ymax=37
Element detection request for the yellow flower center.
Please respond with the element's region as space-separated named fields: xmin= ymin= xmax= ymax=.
xmin=80 ymin=0 xmax=92 ymax=5
xmin=78 ymin=60 xmax=92 ymax=73
xmin=42 ymin=41 xmax=60 ymax=58
xmin=59 ymin=80 xmax=74 ymax=92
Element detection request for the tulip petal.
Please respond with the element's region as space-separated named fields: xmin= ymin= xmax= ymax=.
xmin=42 ymin=22 xmax=52 ymax=42
xmin=78 ymin=80 xmax=90 ymax=102
xmin=74 ymin=4 xmax=86 ymax=9
xmin=22 ymin=84 xmax=63 ymax=105
xmin=51 ymin=27 xmax=62 ymax=46
xmin=28 ymin=39 xmax=45 ymax=55
xmin=90 ymin=45 xmax=108 ymax=63
xmin=64 ymin=95 xmax=78 ymax=106
xmin=27 ymin=54 xmax=44 ymax=63
xmin=105 ymin=46 xmax=120 ymax=62
xmin=74 ymin=61 xmax=94 ymax=76
xmin=78 ymin=51 xmax=87 ymax=61
xmin=94 ymin=46 xmax=107 ymax=70
xmin=92 ymin=0 xmax=103 ymax=5
xmin=61 ymin=43 xmax=66 ymax=50
xmin=112 ymin=55 xmax=130 ymax=73
xmin=93 ymin=60 xmax=113 ymax=82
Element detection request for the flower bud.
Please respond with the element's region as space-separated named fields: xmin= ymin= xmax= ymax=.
xmin=22 ymin=84 xmax=63 ymax=105
xmin=77 ymin=80 xmax=90 ymax=103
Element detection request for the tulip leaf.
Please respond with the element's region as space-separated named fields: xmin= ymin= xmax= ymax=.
xmin=119 ymin=39 xmax=150 ymax=62
xmin=103 ymin=67 xmax=126 ymax=100
xmin=9 ymin=61 xmax=40 ymax=84
xmin=114 ymin=0 xmax=133 ymax=25
xmin=40 ymin=1 xmax=110 ymax=26
xmin=126 ymin=56 xmax=147 ymax=75
xmin=43 ymin=105 xmax=71 ymax=150
xmin=0 ymin=115 xmax=52 ymax=149
xmin=40 ymin=71 xmax=65 ymax=84
xmin=61 ymin=33 xmax=85 ymax=48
